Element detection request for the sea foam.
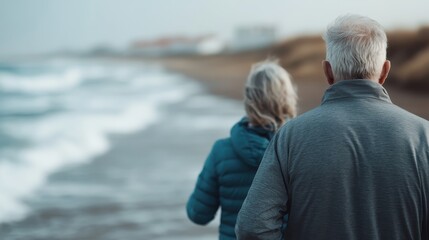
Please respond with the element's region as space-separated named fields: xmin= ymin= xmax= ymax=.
xmin=0 ymin=59 xmax=198 ymax=223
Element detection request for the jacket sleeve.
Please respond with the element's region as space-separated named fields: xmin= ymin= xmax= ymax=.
xmin=186 ymin=141 xmax=220 ymax=225
xmin=235 ymin=132 xmax=289 ymax=239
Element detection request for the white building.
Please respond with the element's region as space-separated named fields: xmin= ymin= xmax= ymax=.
xmin=230 ymin=25 xmax=277 ymax=51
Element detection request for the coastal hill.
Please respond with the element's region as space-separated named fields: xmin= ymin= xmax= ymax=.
xmin=246 ymin=25 xmax=429 ymax=92
xmin=267 ymin=27 xmax=429 ymax=91
xmin=146 ymin=27 xmax=429 ymax=118
xmin=156 ymin=26 xmax=429 ymax=93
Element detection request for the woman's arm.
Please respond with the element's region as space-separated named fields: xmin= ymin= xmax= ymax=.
xmin=186 ymin=141 xmax=220 ymax=225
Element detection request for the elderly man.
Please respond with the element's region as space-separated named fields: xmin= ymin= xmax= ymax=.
xmin=236 ymin=15 xmax=429 ymax=240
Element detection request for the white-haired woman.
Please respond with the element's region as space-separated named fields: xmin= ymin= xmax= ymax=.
xmin=186 ymin=60 xmax=297 ymax=239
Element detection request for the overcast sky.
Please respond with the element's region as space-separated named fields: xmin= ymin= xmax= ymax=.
xmin=1 ymin=0 xmax=428 ymax=57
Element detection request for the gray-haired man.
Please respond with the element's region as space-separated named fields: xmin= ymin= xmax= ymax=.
xmin=236 ymin=15 xmax=429 ymax=240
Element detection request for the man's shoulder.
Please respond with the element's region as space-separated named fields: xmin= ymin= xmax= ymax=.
xmin=390 ymin=103 xmax=429 ymax=124
xmin=382 ymin=103 xmax=429 ymax=136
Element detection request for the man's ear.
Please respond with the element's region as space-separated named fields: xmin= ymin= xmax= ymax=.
xmin=378 ymin=60 xmax=391 ymax=85
xmin=322 ymin=60 xmax=335 ymax=85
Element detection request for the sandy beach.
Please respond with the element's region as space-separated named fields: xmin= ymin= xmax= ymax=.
xmin=147 ymin=54 xmax=429 ymax=120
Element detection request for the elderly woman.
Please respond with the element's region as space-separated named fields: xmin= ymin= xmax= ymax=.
xmin=186 ymin=60 xmax=297 ymax=240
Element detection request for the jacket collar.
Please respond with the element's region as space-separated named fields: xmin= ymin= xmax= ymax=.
xmin=322 ymin=79 xmax=392 ymax=104
xmin=230 ymin=117 xmax=274 ymax=168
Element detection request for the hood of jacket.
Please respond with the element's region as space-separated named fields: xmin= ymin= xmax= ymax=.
xmin=230 ymin=117 xmax=275 ymax=168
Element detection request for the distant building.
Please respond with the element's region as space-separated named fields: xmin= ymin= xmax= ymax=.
xmin=230 ymin=25 xmax=277 ymax=51
xmin=130 ymin=35 xmax=225 ymax=56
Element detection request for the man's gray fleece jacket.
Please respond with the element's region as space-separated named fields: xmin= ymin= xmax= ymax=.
xmin=236 ymin=80 xmax=429 ymax=240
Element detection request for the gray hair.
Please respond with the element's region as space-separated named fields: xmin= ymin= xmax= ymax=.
xmin=244 ymin=60 xmax=297 ymax=131
xmin=323 ymin=14 xmax=387 ymax=80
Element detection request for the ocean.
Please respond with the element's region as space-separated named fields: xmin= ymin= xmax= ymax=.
xmin=0 ymin=58 xmax=244 ymax=239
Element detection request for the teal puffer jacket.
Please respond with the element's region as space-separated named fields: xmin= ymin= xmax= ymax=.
xmin=187 ymin=117 xmax=275 ymax=239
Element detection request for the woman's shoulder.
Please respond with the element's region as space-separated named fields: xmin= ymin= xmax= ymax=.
xmin=211 ymin=137 xmax=234 ymax=154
